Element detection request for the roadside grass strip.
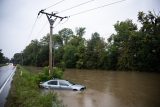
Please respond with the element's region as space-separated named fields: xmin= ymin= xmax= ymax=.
xmin=5 ymin=65 xmax=64 ymax=107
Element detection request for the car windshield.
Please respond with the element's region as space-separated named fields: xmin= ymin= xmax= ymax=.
xmin=67 ymin=81 xmax=75 ymax=85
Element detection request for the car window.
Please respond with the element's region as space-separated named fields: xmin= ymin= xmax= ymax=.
xmin=48 ymin=80 xmax=57 ymax=85
xmin=68 ymin=81 xmax=75 ymax=85
xmin=59 ymin=81 xmax=69 ymax=86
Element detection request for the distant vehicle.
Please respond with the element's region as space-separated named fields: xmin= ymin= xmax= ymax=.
xmin=13 ymin=63 xmax=17 ymax=66
xmin=39 ymin=79 xmax=86 ymax=91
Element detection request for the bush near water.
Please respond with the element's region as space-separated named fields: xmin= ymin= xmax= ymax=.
xmin=37 ymin=66 xmax=64 ymax=83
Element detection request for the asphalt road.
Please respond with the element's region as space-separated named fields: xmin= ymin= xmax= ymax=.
xmin=0 ymin=64 xmax=16 ymax=107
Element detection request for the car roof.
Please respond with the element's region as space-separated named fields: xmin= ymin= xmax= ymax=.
xmin=52 ymin=78 xmax=61 ymax=80
xmin=51 ymin=79 xmax=68 ymax=82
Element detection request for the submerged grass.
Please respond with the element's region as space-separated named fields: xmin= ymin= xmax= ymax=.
xmin=5 ymin=65 xmax=64 ymax=107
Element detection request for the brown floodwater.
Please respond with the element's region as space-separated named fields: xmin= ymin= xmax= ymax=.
xmin=47 ymin=69 xmax=160 ymax=107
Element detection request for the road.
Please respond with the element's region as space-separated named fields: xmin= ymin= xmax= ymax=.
xmin=0 ymin=64 xmax=16 ymax=107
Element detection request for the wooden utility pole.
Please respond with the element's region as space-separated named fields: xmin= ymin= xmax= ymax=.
xmin=47 ymin=15 xmax=54 ymax=73
xmin=38 ymin=10 xmax=67 ymax=74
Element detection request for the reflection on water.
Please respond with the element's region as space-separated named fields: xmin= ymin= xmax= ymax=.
xmin=54 ymin=89 xmax=121 ymax=107
xmin=46 ymin=69 xmax=160 ymax=107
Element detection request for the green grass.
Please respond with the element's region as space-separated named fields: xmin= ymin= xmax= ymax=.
xmin=23 ymin=66 xmax=43 ymax=74
xmin=5 ymin=65 xmax=64 ymax=107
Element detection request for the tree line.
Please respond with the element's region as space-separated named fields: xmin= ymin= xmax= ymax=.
xmin=0 ymin=49 xmax=9 ymax=65
xmin=12 ymin=11 xmax=160 ymax=72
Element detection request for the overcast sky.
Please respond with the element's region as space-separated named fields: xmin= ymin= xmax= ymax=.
xmin=0 ymin=0 xmax=159 ymax=59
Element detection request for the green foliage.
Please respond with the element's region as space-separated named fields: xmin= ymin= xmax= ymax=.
xmin=23 ymin=40 xmax=40 ymax=66
xmin=12 ymin=11 xmax=160 ymax=72
xmin=53 ymin=67 xmax=64 ymax=79
xmin=0 ymin=49 xmax=5 ymax=64
xmin=112 ymin=20 xmax=138 ymax=70
xmin=56 ymin=61 xmax=66 ymax=71
xmin=76 ymin=43 xmax=86 ymax=69
xmin=63 ymin=45 xmax=78 ymax=68
xmin=37 ymin=66 xmax=64 ymax=83
xmin=5 ymin=66 xmax=64 ymax=107
xmin=84 ymin=32 xmax=107 ymax=69
xmin=107 ymin=11 xmax=160 ymax=71
xmin=135 ymin=11 xmax=160 ymax=71
xmin=75 ymin=27 xmax=86 ymax=37
xmin=58 ymin=28 xmax=73 ymax=45
xmin=0 ymin=49 xmax=9 ymax=64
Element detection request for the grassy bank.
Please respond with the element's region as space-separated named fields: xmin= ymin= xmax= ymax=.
xmin=5 ymin=65 xmax=64 ymax=107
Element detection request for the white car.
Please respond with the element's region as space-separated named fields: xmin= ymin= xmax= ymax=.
xmin=39 ymin=79 xmax=86 ymax=91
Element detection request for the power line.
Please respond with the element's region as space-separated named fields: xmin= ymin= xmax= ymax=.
xmin=35 ymin=16 xmax=69 ymax=39
xmin=69 ymin=0 xmax=126 ymax=17
xmin=59 ymin=0 xmax=95 ymax=13
xmin=26 ymin=17 xmax=38 ymax=45
xmin=29 ymin=0 xmax=126 ymax=43
xmin=38 ymin=21 xmax=47 ymax=34
xmin=34 ymin=21 xmax=48 ymax=39
xmin=54 ymin=17 xmax=69 ymax=28
xmin=44 ymin=0 xmax=65 ymax=10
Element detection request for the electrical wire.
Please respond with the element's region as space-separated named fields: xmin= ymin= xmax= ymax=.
xmin=37 ymin=0 xmax=95 ymax=34
xmin=34 ymin=0 xmax=67 ymax=40
xmin=26 ymin=17 xmax=38 ymax=45
xmin=53 ymin=20 xmax=62 ymax=28
xmin=33 ymin=21 xmax=48 ymax=39
xmin=37 ymin=13 xmax=43 ymax=19
xmin=59 ymin=0 xmax=95 ymax=13
xmin=60 ymin=17 xmax=69 ymax=25
xmin=54 ymin=17 xmax=69 ymax=28
xmin=69 ymin=0 xmax=126 ymax=17
xmin=38 ymin=21 xmax=48 ymax=34
xmin=34 ymin=0 xmax=126 ymax=40
xmin=44 ymin=0 xmax=65 ymax=10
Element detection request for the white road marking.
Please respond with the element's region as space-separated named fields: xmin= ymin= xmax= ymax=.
xmin=0 ymin=67 xmax=16 ymax=94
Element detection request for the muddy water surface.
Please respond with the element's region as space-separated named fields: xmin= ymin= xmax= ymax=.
xmin=53 ymin=69 xmax=160 ymax=107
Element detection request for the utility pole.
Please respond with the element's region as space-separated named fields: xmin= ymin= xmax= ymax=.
xmin=21 ymin=52 xmax=23 ymax=66
xmin=38 ymin=10 xmax=67 ymax=74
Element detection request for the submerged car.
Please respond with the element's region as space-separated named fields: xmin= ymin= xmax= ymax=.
xmin=39 ymin=79 xmax=86 ymax=91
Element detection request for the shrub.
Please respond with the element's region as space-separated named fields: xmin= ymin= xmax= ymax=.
xmin=52 ymin=67 xmax=64 ymax=79
xmin=37 ymin=66 xmax=64 ymax=83
xmin=56 ymin=61 xmax=66 ymax=71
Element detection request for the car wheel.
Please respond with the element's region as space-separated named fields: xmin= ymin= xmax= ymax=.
xmin=80 ymin=88 xmax=85 ymax=91
xmin=73 ymin=89 xmax=78 ymax=91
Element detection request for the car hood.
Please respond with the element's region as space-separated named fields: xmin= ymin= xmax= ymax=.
xmin=72 ymin=84 xmax=85 ymax=88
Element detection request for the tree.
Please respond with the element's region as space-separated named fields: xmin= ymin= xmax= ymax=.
xmin=63 ymin=45 xmax=78 ymax=68
xmin=106 ymin=11 xmax=160 ymax=71
xmin=75 ymin=27 xmax=86 ymax=37
xmin=36 ymin=45 xmax=49 ymax=66
xmin=0 ymin=49 xmax=9 ymax=64
xmin=112 ymin=19 xmax=138 ymax=70
xmin=106 ymin=44 xmax=118 ymax=70
xmin=53 ymin=34 xmax=63 ymax=48
xmin=23 ymin=40 xmax=40 ymax=66
xmin=84 ymin=32 xmax=106 ymax=69
xmin=0 ymin=49 xmax=4 ymax=64
xmin=136 ymin=11 xmax=160 ymax=71
xmin=12 ymin=12 xmax=160 ymax=72
xmin=58 ymin=28 xmax=73 ymax=45
xmin=13 ymin=53 xmax=22 ymax=64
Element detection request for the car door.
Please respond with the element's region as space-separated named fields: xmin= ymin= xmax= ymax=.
xmin=59 ymin=80 xmax=72 ymax=90
xmin=47 ymin=80 xmax=59 ymax=89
